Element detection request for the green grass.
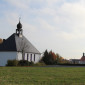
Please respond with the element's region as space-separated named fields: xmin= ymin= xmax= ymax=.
xmin=0 ymin=67 xmax=85 ymax=85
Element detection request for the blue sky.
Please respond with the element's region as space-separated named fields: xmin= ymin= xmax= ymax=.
xmin=0 ymin=0 xmax=85 ymax=59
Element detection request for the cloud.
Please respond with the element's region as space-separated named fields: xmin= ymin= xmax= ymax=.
xmin=36 ymin=18 xmax=56 ymax=31
xmin=5 ymin=0 xmax=29 ymax=9
xmin=23 ymin=23 xmax=37 ymax=32
xmin=51 ymin=1 xmax=85 ymax=41
xmin=46 ymin=0 xmax=64 ymax=7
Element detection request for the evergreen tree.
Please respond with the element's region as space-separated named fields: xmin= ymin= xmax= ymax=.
xmin=42 ymin=50 xmax=49 ymax=64
xmin=48 ymin=51 xmax=54 ymax=65
xmin=42 ymin=50 xmax=55 ymax=65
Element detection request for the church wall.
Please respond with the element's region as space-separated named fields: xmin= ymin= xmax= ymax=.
xmin=34 ymin=54 xmax=41 ymax=63
xmin=24 ymin=53 xmax=41 ymax=63
xmin=17 ymin=52 xmax=22 ymax=60
xmin=0 ymin=52 xmax=41 ymax=66
xmin=0 ymin=52 xmax=17 ymax=66
xmin=17 ymin=52 xmax=41 ymax=63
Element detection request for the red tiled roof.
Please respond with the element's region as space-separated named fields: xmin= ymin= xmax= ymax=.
xmin=80 ymin=56 xmax=85 ymax=61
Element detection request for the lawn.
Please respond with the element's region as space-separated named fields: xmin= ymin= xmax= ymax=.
xmin=0 ymin=67 xmax=85 ymax=85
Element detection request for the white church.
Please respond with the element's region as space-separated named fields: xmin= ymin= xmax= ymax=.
xmin=0 ymin=20 xmax=41 ymax=66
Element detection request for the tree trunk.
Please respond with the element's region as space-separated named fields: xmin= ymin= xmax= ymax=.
xmin=22 ymin=51 xmax=25 ymax=60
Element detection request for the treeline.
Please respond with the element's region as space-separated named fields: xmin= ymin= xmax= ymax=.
xmin=41 ymin=50 xmax=69 ymax=65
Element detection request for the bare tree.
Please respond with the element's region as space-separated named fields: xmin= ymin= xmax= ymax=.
xmin=19 ymin=38 xmax=29 ymax=60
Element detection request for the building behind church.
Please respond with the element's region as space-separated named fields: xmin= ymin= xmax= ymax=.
xmin=0 ymin=21 xmax=41 ymax=66
xmin=80 ymin=53 xmax=85 ymax=64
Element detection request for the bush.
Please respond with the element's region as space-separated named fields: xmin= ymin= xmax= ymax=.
xmin=29 ymin=61 xmax=34 ymax=66
xmin=6 ymin=60 xmax=35 ymax=66
xmin=6 ymin=60 xmax=18 ymax=66
xmin=18 ymin=60 xmax=29 ymax=66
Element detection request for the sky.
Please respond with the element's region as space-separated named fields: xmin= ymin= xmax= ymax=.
xmin=0 ymin=0 xmax=85 ymax=59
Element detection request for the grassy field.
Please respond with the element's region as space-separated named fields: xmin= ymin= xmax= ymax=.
xmin=0 ymin=67 xmax=85 ymax=85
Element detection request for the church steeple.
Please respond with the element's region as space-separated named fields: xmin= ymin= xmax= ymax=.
xmin=16 ymin=19 xmax=23 ymax=37
xmin=17 ymin=21 xmax=22 ymax=29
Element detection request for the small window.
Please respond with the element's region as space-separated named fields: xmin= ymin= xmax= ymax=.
xmin=34 ymin=54 xmax=35 ymax=61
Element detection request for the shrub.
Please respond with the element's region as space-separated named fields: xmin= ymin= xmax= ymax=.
xmin=6 ymin=60 xmax=18 ymax=66
xmin=29 ymin=61 xmax=34 ymax=66
xmin=6 ymin=60 xmax=35 ymax=66
xmin=18 ymin=60 xmax=29 ymax=66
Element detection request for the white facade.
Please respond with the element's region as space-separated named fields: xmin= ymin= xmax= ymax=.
xmin=0 ymin=52 xmax=17 ymax=66
xmin=0 ymin=52 xmax=41 ymax=66
xmin=17 ymin=52 xmax=41 ymax=63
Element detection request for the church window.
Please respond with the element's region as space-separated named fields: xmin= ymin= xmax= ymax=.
xmin=34 ymin=54 xmax=35 ymax=61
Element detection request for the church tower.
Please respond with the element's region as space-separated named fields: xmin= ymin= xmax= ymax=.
xmin=16 ymin=20 xmax=23 ymax=37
